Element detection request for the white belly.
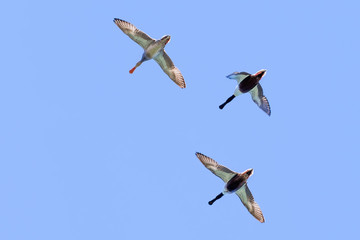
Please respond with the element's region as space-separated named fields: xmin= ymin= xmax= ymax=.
xmin=234 ymin=85 xmax=243 ymax=96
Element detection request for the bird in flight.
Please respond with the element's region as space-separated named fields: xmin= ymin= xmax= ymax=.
xmin=195 ymin=152 xmax=265 ymax=223
xmin=113 ymin=18 xmax=186 ymax=88
xmin=219 ymin=69 xmax=271 ymax=116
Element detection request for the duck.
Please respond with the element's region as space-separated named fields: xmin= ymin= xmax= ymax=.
xmin=113 ymin=18 xmax=186 ymax=88
xmin=195 ymin=152 xmax=265 ymax=223
xmin=219 ymin=69 xmax=271 ymax=116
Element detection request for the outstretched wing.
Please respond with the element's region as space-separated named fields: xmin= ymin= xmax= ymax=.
xmin=154 ymin=50 xmax=186 ymax=88
xmin=113 ymin=18 xmax=155 ymax=49
xmin=227 ymin=72 xmax=251 ymax=84
xmin=236 ymin=184 xmax=265 ymax=223
xmin=195 ymin=152 xmax=236 ymax=182
xmin=250 ymin=84 xmax=271 ymax=116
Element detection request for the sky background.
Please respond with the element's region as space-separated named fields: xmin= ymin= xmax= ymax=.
xmin=1 ymin=0 xmax=360 ymax=239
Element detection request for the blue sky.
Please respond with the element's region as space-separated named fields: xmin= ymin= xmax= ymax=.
xmin=1 ymin=0 xmax=360 ymax=239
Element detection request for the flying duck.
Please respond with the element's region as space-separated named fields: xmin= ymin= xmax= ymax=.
xmin=219 ymin=69 xmax=271 ymax=115
xmin=113 ymin=18 xmax=186 ymax=88
xmin=195 ymin=152 xmax=265 ymax=223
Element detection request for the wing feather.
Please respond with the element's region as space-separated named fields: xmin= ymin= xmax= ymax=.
xmin=250 ymin=84 xmax=271 ymax=116
xmin=235 ymin=72 xmax=251 ymax=84
xmin=195 ymin=152 xmax=236 ymax=182
xmin=113 ymin=18 xmax=155 ymax=49
xmin=236 ymin=184 xmax=265 ymax=223
xmin=154 ymin=50 xmax=186 ymax=88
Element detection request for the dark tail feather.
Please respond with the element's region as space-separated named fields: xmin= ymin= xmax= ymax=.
xmin=219 ymin=95 xmax=235 ymax=109
xmin=208 ymin=193 xmax=224 ymax=205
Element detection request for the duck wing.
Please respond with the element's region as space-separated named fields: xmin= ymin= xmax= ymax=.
xmin=236 ymin=72 xmax=251 ymax=84
xmin=195 ymin=152 xmax=236 ymax=182
xmin=113 ymin=18 xmax=155 ymax=49
xmin=226 ymin=72 xmax=250 ymax=84
xmin=154 ymin=50 xmax=186 ymax=88
xmin=249 ymin=84 xmax=271 ymax=116
xmin=236 ymin=183 xmax=265 ymax=223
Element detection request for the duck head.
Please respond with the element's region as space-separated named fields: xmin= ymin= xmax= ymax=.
xmin=253 ymin=69 xmax=267 ymax=79
xmin=160 ymin=35 xmax=171 ymax=45
xmin=244 ymin=168 xmax=254 ymax=178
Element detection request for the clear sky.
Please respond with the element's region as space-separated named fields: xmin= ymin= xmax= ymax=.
xmin=1 ymin=0 xmax=360 ymax=239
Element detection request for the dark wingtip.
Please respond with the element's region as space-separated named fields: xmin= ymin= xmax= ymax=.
xmin=208 ymin=200 xmax=214 ymax=205
xmin=113 ymin=18 xmax=124 ymax=23
xmin=265 ymin=106 xmax=271 ymax=116
xmin=219 ymin=104 xmax=224 ymax=109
